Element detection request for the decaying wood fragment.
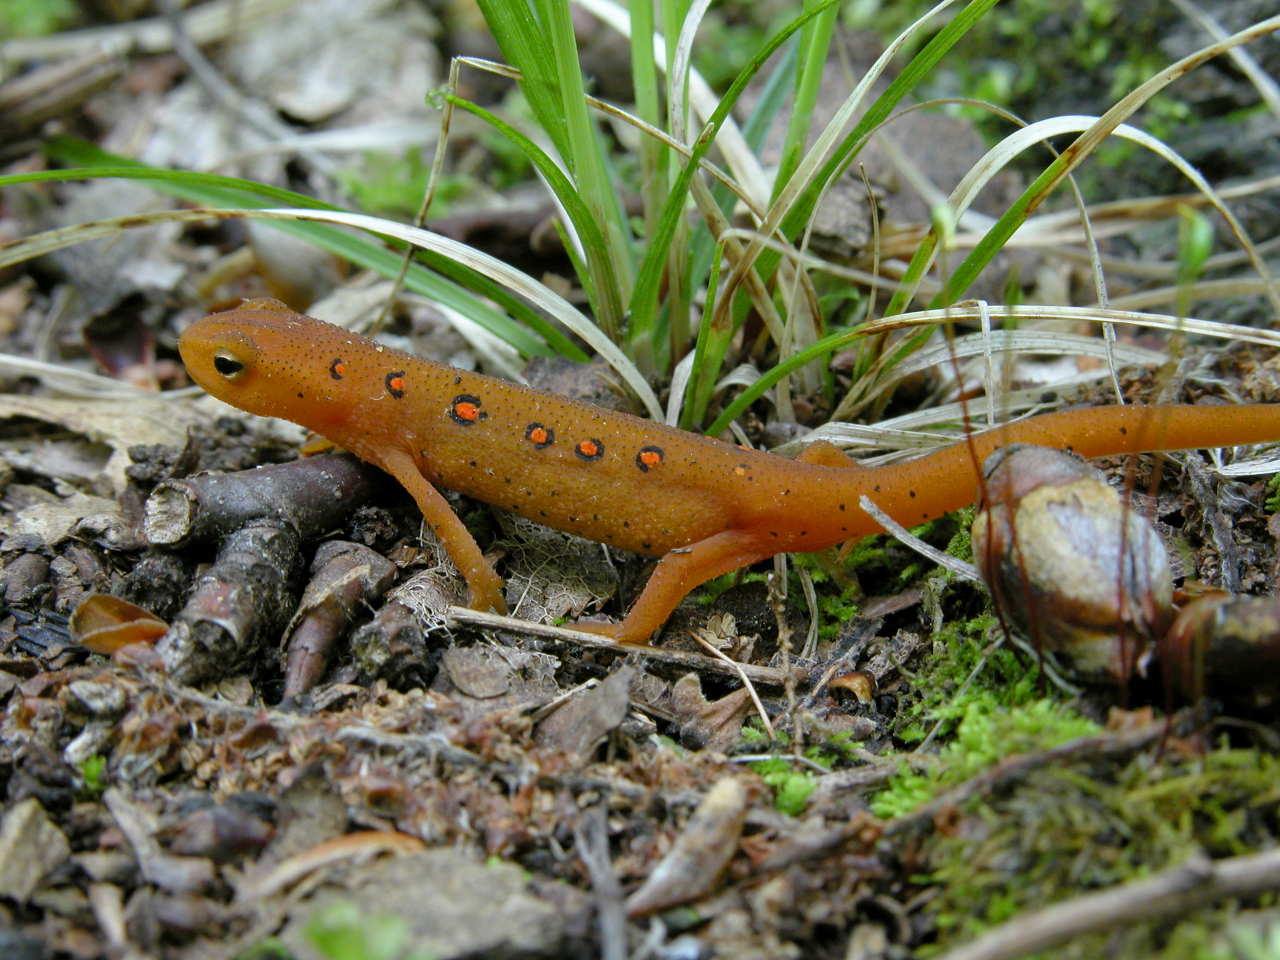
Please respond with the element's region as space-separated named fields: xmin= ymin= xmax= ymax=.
xmin=281 ymin=540 xmax=397 ymax=697
xmin=143 ymin=453 xmax=385 ymax=547
xmin=625 ymin=776 xmax=749 ymax=916
xmin=146 ymin=455 xmax=391 ymax=685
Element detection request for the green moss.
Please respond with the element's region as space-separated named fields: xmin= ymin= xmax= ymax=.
xmin=304 ymin=900 xmax=434 ymax=960
xmin=760 ymin=763 xmax=818 ymax=817
xmin=235 ymin=940 xmax=291 ymax=960
xmin=78 ymin=754 xmax=107 ymax=796
xmin=739 ymin=725 xmax=840 ymax=816
xmin=920 ymin=744 xmax=1280 ymax=956
xmin=1265 ymin=475 xmax=1280 ymax=514
xmin=336 ymin=151 xmax=466 ymax=220
xmin=739 ymin=719 xmax=772 ymax=746
xmin=0 ymin=0 xmax=76 ymax=36
xmin=894 ymin=613 xmax=1039 ymax=736
xmin=870 ymin=694 xmax=1099 ymax=818
xmin=943 ymin=508 xmax=975 ymax=561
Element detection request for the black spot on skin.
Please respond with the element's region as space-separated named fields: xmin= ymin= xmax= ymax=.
xmin=539 ymin=510 xmax=548 ymax=518
xmin=770 ymin=531 xmax=779 ymax=538
xmin=783 ymin=489 xmax=791 ymax=495
xmin=623 ymin=520 xmax=631 ymax=528
xmin=454 ymin=376 xmax=462 ymax=385
xmin=1119 ymin=426 xmax=1128 ymax=435
xmin=873 ymin=484 xmax=881 ymax=492
xmin=468 ymin=460 xmax=477 ymax=468
xmin=642 ymin=541 xmax=652 ymax=550
xmin=800 ymin=530 xmax=807 ymax=536
xmin=297 ymin=392 xmax=304 ymax=399
xmin=569 ymin=515 xmax=578 ymax=523
xmin=909 ymin=490 xmax=916 ymax=498
xmin=839 ymin=503 xmax=846 ymax=511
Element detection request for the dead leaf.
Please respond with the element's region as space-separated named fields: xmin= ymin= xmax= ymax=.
xmin=625 ymin=777 xmax=748 ymax=916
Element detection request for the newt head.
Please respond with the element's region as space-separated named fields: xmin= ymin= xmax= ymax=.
xmin=178 ymin=298 xmax=359 ymax=436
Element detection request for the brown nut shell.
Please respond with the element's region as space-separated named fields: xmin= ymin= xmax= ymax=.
xmin=972 ymin=445 xmax=1173 ymax=683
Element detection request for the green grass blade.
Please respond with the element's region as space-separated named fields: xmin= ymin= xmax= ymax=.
xmin=473 ymin=0 xmax=569 ymax=156
xmin=7 ymin=145 xmax=565 ymax=356
xmin=442 ymin=90 xmax=622 ymax=345
xmin=629 ymin=0 xmax=666 ymax=241
xmin=476 ymin=0 xmax=630 ymax=337
xmin=629 ymin=0 xmax=841 ymax=358
xmin=704 ymin=322 xmax=874 ymax=438
xmin=776 ymin=0 xmax=999 ymax=246
xmin=771 ymin=0 xmax=839 ymax=204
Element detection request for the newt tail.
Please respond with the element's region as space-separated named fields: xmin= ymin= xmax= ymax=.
xmin=179 ymin=298 xmax=1280 ymax=645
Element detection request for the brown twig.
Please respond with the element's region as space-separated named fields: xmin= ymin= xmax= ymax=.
xmin=445 ymin=606 xmax=794 ymax=686
xmin=574 ymin=807 xmax=627 ymax=960
xmin=759 ymin=718 xmax=1172 ymax=873
xmin=938 ymin=847 xmax=1280 ymax=960
xmin=144 ymin=454 xmax=387 ymax=547
xmin=884 ymin=719 xmax=1169 ymax=839
xmin=282 ymin=541 xmax=398 ymax=697
xmin=157 ymin=521 xmax=304 ymax=685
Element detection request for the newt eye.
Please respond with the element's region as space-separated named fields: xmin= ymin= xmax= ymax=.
xmin=213 ymin=352 xmax=246 ymax=380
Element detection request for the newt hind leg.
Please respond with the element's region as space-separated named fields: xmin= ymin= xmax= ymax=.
xmin=795 ymin=439 xmax=861 ymax=468
xmin=574 ymin=528 xmax=773 ymax=646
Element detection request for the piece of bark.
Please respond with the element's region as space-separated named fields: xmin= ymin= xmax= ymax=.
xmin=536 ymin=668 xmax=632 ymax=763
xmin=157 ymin=522 xmax=303 ymax=685
xmin=668 ymin=672 xmax=753 ymax=752
xmin=144 ymin=454 xmax=386 ymax=547
xmin=0 ymin=798 xmax=71 ymax=901
xmin=625 ymin=777 xmax=749 ymax=917
xmin=104 ymin=788 xmax=216 ymax=895
xmin=349 ymin=566 xmax=463 ymax=687
xmin=146 ymin=456 xmax=393 ymax=685
xmin=281 ymin=541 xmax=398 ymax=697
xmin=0 ymin=51 xmax=121 ymax=144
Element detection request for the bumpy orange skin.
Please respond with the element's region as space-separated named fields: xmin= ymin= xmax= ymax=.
xmin=179 ymin=298 xmax=1280 ymax=644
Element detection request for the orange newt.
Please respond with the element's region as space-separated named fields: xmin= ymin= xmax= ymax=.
xmin=179 ymin=297 xmax=1280 ymax=646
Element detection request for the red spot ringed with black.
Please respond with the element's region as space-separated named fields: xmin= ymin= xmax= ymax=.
xmin=449 ymin=394 xmax=485 ymax=425
xmin=385 ymin=371 xmax=407 ymax=399
xmin=575 ymin=438 xmax=605 ymax=461
xmin=329 ymin=359 xmax=345 ymax=380
xmin=635 ymin=445 xmax=665 ymax=472
xmin=525 ymin=423 xmax=554 ymax=448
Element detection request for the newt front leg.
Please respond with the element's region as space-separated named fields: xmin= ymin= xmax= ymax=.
xmin=378 ymin=449 xmax=507 ymax=614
